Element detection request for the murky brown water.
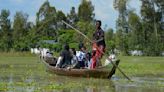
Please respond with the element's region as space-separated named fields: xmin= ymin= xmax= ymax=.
xmin=0 ymin=59 xmax=164 ymax=92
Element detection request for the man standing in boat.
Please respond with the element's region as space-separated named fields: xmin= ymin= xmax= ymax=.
xmin=91 ymin=20 xmax=106 ymax=69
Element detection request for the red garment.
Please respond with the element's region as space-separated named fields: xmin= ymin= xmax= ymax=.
xmin=90 ymin=43 xmax=105 ymax=69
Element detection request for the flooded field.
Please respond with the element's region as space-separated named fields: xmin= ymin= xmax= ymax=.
xmin=0 ymin=55 xmax=164 ymax=92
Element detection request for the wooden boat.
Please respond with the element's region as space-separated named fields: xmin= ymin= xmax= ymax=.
xmin=42 ymin=57 xmax=120 ymax=79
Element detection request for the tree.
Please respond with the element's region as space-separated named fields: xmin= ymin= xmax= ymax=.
xmin=67 ymin=7 xmax=78 ymax=26
xmin=114 ymin=0 xmax=129 ymax=55
xmin=56 ymin=10 xmax=66 ymax=29
xmin=140 ymin=0 xmax=160 ymax=55
xmin=128 ymin=11 xmax=144 ymax=50
xmin=36 ymin=0 xmax=57 ymax=40
xmin=75 ymin=0 xmax=95 ymax=49
xmin=58 ymin=29 xmax=76 ymax=44
xmin=36 ymin=0 xmax=56 ymax=23
xmin=154 ymin=0 xmax=164 ymax=53
xmin=114 ymin=0 xmax=129 ymax=32
xmin=105 ymin=28 xmax=116 ymax=53
xmin=115 ymin=29 xmax=123 ymax=49
xmin=78 ymin=0 xmax=94 ymax=22
xmin=75 ymin=21 xmax=94 ymax=49
xmin=0 ymin=9 xmax=12 ymax=51
xmin=13 ymin=11 xmax=29 ymax=51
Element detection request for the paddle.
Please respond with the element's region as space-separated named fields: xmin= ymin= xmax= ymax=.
xmin=62 ymin=20 xmax=132 ymax=81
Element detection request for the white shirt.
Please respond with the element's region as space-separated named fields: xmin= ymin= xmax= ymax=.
xmin=71 ymin=55 xmax=78 ymax=64
xmin=76 ymin=51 xmax=86 ymax=61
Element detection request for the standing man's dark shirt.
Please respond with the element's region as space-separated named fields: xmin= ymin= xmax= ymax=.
xmin=93 ymin=29 xmax=106 ymax=47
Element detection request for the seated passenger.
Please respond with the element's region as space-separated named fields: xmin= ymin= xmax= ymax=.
xmin=85 ymin=52 xmax=92 ymax=69
xmin=46 ymin=51 xmax=53 ymax=58
xmin=76 ymin=43 xmax=87 ymax=68
xmin=69 ymin=48 xmax=80 ymax=69
xmin=45 ymin=51 xmax=57 ymax=66
xmin=55 ymin=44 xmax=72 ymax=68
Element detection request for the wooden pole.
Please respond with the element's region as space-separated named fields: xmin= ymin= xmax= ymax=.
xmin=62 ymin=20 xmax=132 ymax=81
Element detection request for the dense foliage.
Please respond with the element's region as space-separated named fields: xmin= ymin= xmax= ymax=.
xmin=0 ymin=0 xmax=163 ymax=56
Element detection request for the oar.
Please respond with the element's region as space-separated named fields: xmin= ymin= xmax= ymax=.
xmin=62 ymin=20 xmax=132 ymax=81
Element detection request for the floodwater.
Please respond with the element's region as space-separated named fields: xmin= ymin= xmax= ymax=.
xmin=0 ymin=58 xmax=164 ymax=92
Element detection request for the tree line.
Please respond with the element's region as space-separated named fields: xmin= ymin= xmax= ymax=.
xmin=110 ymin=0 xmax=164 ymax=56
xmin=0 ymin=0 xmax=164 ymax=56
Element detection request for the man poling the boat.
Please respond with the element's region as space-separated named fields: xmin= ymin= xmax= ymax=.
xmin=91 ymin=20 xmax=106 ymax=69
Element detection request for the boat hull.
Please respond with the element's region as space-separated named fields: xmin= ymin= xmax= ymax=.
xmin=42 ymin=58 xmax=120 ymax=79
